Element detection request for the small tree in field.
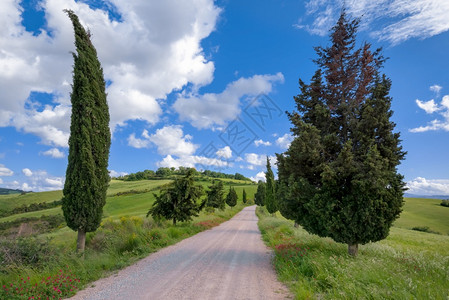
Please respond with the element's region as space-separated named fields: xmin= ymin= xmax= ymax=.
xmin=206 ymin=180 xmax=225 ymax=211
xmin=147 ymin=169 xmax=205 ymax=225
xmin=242 ymin=188 xmax=247 ymax=204
xmin=62 ymin=10 xmax=110 ymax=253
xmin=265 ymin=157 xmax=277 ymax=215
xmin=226 ymin=187 xmax=238 ymax=208
xmin=277 ymin=11 xmax=406 ymax=256
xmin=254 ymin=181 xmax=266 ymax=206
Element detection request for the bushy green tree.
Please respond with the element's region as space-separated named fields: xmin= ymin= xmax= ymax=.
xmin=226 ymin=187 xmax=238 ymax=208
xmin=265 ymin=157 xmax=277 ymax=215
xmin=147 ymin=169 xmax=205 ymax=225
xmin=254 ymin=181 xmax=266 ymax=206
xmin=206 ymin=180 xmax=225 ymax=211
xmin=62 ymin=10 xmax=111 ymax=253
xmin=242 ymin=188 xmax=247 ymax=204
xmin=277 ymin=11 xmax=406 ymax=256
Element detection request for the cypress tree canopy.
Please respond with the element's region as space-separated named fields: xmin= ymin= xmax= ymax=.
xmin=277 ymin=11 xmax=406 ymax=256
xmin=62 ymin=10 xmax=111 ymax=243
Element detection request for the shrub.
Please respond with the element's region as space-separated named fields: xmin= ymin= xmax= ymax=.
xmin=411 ymin=226 xmax=440 ymax=234
xmin=0 ymin=237 xmax=57 ymax=269
xmin=440 ymin=200 xmax=449 ymax=207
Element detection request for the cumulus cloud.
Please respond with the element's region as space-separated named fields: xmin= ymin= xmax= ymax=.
xmin=4 ymin=169 xmax=64 ymax=192
xmin=276 ymin=133 xmax=293 ymax=149
xmin=254 ymin=139 xmax=271 ymax=147
xmin=250 ymin=171 xmax=266 ymax=183
xmin=295 ymin=0 xmax=449 ymax=45
xmin=148 ymin=125 xmax=198 ymax=156
xmin=173 ymin=73 xmax=284 ymax=129
xmin=127 ymin=130 xmax=151 ymax=149
xmin=245 ymin=153 xmax=277 ymax=170
xmin=109 ymin=170 xmax=129 ymax=178
xmin=0 ymin=164 xmax=13 ymax=176
xmin=41 ymin=148 xmax=65 ymax=158
xmin=0 ymin=0 xmax=220 ymax=144
xmin=22 ymin=168 xmax=33 ymax=177
xmin=410 ymin=94 xmax=449 ymax=132
xmin=406 ymin=177 xmax=449 ymax=196
xmin=157 ymin=154 xmax=231 ymax=169
xmin=216 ymin=146 xmax=232 ymax=159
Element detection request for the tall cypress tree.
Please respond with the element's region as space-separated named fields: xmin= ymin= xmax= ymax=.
xmin=206 ymin=180 xmax=225 ymax=211
xmin=277 ymin=11 xmax=406 ymax=256
xmin=226 ymin=186 xmax=238 ymax=208
xmin=265 ymin=157 xmax=277 ymax=215
xmin=254 ymin=181 xmax=266 ymax=206
xmin=62 ymin=10 xmax=111 ymax=253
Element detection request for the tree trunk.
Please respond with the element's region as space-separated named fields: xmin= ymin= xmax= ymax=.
xmin=348 ymin=243 xmax=358 ymax=256
xmin=77 ymin=229 xmax=86 ymax=253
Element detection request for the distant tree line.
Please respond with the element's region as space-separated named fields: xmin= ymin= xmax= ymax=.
xmin=0 ymin=200 xmax=62 ymax=218
xmin=115 ymin=167 xmax=251 ymax=182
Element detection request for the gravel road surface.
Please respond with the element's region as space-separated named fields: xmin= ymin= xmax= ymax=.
xmin=69 ymin=206 xmax=290 ymax=300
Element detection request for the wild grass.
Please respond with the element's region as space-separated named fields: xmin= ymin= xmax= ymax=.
xmin=0 ymin=179 xmax=256 ymax=299
xmin=257 ymin=207 xmax=449 ymax=299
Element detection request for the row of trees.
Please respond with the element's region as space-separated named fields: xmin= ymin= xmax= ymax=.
xmin=115 ymin=167 xmax=251 ymax=182
xmin=147 ymin=169 xmax=248 ymax=225
xmin=256 ymin=11 xmax=406 ymax=256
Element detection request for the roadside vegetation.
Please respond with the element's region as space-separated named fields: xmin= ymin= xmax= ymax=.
xmin=257 ymin=205 xmax=449 ymax=299
xmin=0 ymin=177 xmax=256 ymax=299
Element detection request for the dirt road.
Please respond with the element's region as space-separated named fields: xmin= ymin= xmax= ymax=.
xmin=70 ymin=206 xmax=290 ymax=299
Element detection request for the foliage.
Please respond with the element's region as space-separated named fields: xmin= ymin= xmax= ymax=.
xmin=242 ymin=189 xmax=247 ymax=204
xmin=257 ymin=207 xmax=449 ymax=299
xmin=276 ymin=11 xmax=406 ymax=255
xmin=265 ymin=157 xmax=277 ymax=214
xmin=206 ymin=180 xmax=226 ymax=211
xmin=62 ymin=10 xmax=111 ymax=251
xmin=225 ymin=187 xmax=238 ymax=208
xmin=411 ymin=226 xmax=440 ymax=234
xmin=117 ymin=167 xmax=251 ymax=182
xmin=441 ymin=200 xmax=449 ymax=207
xmin=255 ymin=181 xmax=266 ymax=206
xmin=147 ymin=170 xmax=205 ymax=225
xmin=0 ymin=200 xmax=62 ymax=218
xmin=0 ymin=215 xmax=65 ymax=237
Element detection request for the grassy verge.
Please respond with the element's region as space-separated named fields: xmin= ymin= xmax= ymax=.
xmin=256 ymin=207 xmax=449 ymax=300
xmin=0 ymin=201 xmax=249 ymax=299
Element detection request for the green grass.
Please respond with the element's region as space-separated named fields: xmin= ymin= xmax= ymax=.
xmin=394 ymin=197 xmax=449 ymax=235
xmin=0 ymin=190 xmax=63 ymax=212
xmin=0 ymin=178 xmax=257 ymax=299
xmin=257 ymin=207 xmax=449 ymax=299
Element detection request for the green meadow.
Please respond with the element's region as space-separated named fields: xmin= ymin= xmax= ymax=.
xmin=257 ymin=197 xmax=449 ymax=299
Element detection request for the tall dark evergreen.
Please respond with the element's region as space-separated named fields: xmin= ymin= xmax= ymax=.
xmin=277 ymin=11 xmax=406 ymax=256
xmin=265 ymin=157 xmax=277 ymax=215
xmin=147 ymin=169 xmax=205 ymax=225
xmin=226 ymin=187 xmax=238 ymax=208
xmin=62 ymin=10 xmax=111 ymax=253
xmin=242 ymin=188 xmax=247 ymax=204
xmin=206 ymin=180 xmax=225 ymax=211
xmin=254 ymin=181 xmax=266 ymax=206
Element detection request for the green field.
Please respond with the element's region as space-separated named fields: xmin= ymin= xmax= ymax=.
xmin=394 ymin=197 xmax=449 ymax=235
xmin=257 ymin=197 xmax=449 ymax=299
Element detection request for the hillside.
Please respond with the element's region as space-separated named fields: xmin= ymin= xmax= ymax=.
xmin=0 ymin=188 xmax=25 ymax=195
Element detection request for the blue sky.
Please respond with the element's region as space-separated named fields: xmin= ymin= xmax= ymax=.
xmin=0 ymin=0 xmax=448 ymax=195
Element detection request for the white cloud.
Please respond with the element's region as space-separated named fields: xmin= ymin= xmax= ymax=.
xmin=41 ymin=148 xmax=65 ymax=158
xmin=127 ymin=130 xmax=151 ymax=149
xmin=296 ymin=0 xmax=449 ymax=45
xmin=430 ymin=84 xmax=442 ymax=96
xmin=157 ymin=154 xmax=231 ymax=169
xmin=416 ymin=99 xmax=439 ymax=114
xmin=148 ymin=125 xmax=198 ymax=156
xmin=0 ymin=178 xmax=2 ymax=184
xmin=245 ymin=153 xmax=277 ymax=168
xmin=216 ymin=146 xmax=232 ymax=159
xmin=411 ymin=94 xmax=449 ymax=132
xmin=0 ymin=164 xmax=13 ymax=176
xmin=22 ymin=168 xmax=33 ymax=177
xmin=250 ymin=171 xmax=266 ymax=183
xmin=173 ymin=73 xmax=284 ymax=129
xmin=0 ymin=0 xmax=220 ymax=144
xmin=4 ymin=169 xmax=64 ymax=192
xmin=109 ymin=170 xmax=129 ymax=178
xmin=254 ymin=139 xmax=271 ymax=147
xmin=406 ymin=177 xmax=449 ymax=196
xmin=276 ymin=133 xmax=293 ymax=149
